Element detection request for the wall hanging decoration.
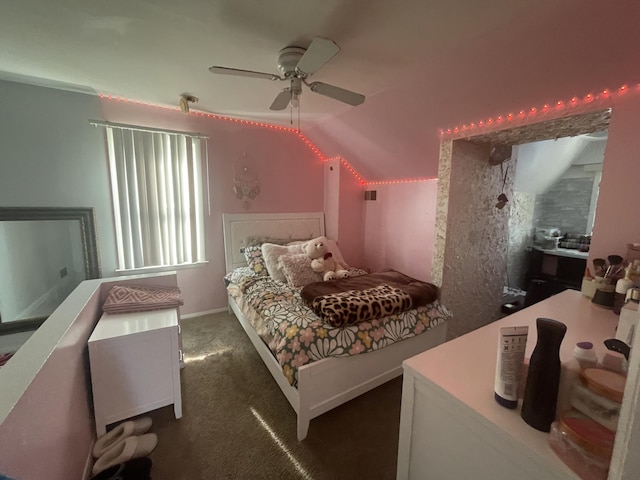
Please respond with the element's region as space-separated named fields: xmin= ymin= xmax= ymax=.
xmin=493 ymin=147 xmax=512 ymax=210
xmin=232 ymin=152 xmax=261 ymax=210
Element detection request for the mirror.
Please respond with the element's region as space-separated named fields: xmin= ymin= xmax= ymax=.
xmin=0 ymin=207 xmax=100 ymax=338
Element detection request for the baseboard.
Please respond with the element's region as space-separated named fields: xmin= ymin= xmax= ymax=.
xmin=181 ymin=307 xmax=228 ymax=319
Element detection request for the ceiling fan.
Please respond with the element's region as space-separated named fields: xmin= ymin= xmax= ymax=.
xmin=208 ymin=37 xmax=365 ymax=111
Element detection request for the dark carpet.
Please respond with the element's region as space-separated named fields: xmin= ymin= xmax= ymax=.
xmin=147 ymin=312 xmax=403 ymax=480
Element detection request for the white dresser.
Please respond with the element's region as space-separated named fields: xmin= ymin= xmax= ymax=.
xmin=396 ymin=290 xmax=620 ymax=480
xmin=88 ymin=308 xmax=183 ymax=436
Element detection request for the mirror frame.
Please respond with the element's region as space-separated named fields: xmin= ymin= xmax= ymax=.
xmin=0 ymin=206 xmax=101 ymax=334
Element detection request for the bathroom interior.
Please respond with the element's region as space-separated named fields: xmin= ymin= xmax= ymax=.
xmin=504 ymin=129 xmax=608 ymax=312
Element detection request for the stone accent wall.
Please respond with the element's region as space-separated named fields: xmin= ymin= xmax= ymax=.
xmin=534 ymin=176 xmax=595 ymax=235
xmin=435 ymin=110 xmax=610 ymax=342
xmin=432 ymin=140 xmax=452 ymax=288
xmin=436 ymin=140 xmax=514 ymax=340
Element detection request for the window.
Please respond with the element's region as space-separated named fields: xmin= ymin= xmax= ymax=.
xmin=103 ymin=123 xmax=207 ymax=271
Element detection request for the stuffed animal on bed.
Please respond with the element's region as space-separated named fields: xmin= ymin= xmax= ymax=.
xmin=302 ymin=236 xmax=350 ymax=281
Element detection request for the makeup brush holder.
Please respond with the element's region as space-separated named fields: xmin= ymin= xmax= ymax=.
xmin=582 ymin=277 xmax=610 ymax=299
xmin=592 ymin=288 xmax=615 ymax=309
xmin=581 ymin=278 xmax=597 ymax=299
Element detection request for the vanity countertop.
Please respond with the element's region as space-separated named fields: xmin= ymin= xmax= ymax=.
xmin=533 ymin=246 xmax=589 ymax=260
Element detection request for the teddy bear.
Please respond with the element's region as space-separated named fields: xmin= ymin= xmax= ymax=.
xmin=302 ymin=236 xmax=350 ymax=281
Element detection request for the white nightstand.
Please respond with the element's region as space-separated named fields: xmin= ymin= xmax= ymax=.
xmin=88 ymin=308 xmax=183 ymax=436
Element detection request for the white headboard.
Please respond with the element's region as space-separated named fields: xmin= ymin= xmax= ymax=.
xmin=222 ymin=212 xmax=325 ymax=272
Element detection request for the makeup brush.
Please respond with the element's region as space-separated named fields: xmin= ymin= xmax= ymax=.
xmin=605 ymin=255 xmax=625 ymax=279
xmin=608 ymin=255 xmax=623 ymax=266
xmin=593 ymin=258 xmax=607 ymax=277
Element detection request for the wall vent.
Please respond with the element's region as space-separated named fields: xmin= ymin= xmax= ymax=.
xmin=364 ymin=190 xmax=377 ymax=201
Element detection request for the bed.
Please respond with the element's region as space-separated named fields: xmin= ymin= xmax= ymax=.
xmin=222 ymin=212 xmax=451 ymax=440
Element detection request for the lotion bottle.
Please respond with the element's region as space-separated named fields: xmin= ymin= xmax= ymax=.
xmin=494 ymin=325 xmax=528 ymax=409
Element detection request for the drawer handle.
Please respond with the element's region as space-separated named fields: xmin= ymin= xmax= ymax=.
xmin=179 ymin=350 xmax=183 ymax=362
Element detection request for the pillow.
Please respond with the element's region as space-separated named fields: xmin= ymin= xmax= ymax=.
xmin=243 ymin=245 xmax=268 ymax=276
xmin=223 ymin=267 xmax=258 ymax=287
xmin=262 ymin=243 xmax=305 ymax=282
xmin=279 ymin=254 xmax=323 ymax=288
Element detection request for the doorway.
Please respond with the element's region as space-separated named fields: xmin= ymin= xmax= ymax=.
xmin=433 ymin=109 xmax=611 ymax=340
xmin=506 ymin=131 xmax=607 ymax=309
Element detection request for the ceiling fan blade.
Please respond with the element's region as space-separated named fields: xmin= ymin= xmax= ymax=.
xmin=208 ymin=66 xmax=281 ymax=81
xmin=270 ymin=88 xmax=291 ymax=111
xmin=308 ymin=81 xmax=365 ymax=106
xmin=295 ymin=37 xmax=340 ymax=76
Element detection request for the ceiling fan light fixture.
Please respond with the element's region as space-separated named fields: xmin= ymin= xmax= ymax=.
xmin=208 ymin=37 xmax=365 ymax=112
xmin=291 ymin=92 xmax=300 ymax=108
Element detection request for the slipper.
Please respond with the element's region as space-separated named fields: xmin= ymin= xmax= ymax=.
xmin=93 ymin=417 xmax=153 ymax=458
xmin=92 ymin=433 xmax=158 ymax=476
xmin=90 ymin=457 xmax=152 ymax=480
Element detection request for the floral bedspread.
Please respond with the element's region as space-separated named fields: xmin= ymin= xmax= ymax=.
xmin=227 ymin=271 xmax=452 ymax=387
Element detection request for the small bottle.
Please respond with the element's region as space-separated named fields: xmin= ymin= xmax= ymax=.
xmin=614 ymin=266 xmax=634 ymax=314
xmin=556 ymin=342 xmax=598 ymax=417
xmin=573 ymin=341 xmax=598 ymax=369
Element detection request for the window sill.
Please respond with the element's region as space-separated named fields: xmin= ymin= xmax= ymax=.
xmin=115 ymin=261 xmax=209 ymax=275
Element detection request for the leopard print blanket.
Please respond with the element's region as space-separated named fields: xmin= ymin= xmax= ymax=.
xmin=311 ymin=283 xmax=413 ymax=327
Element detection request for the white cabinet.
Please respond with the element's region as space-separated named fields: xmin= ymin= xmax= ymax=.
xmin=397 ymin=290 xmax=619 ymax=480
xmin=88 ymin=309 xmax=183 ymax=436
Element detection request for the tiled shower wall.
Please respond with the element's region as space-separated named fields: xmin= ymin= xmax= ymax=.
xmin=534 ymin=176 xmax=595 ymax=235
xmin=507 ymin=176 xmax=594 ymax=292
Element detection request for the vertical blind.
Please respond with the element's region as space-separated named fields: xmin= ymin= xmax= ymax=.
xmin=105 ymin=126 xmax=206 ymax=270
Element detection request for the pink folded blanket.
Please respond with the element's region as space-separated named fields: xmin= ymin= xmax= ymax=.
xmin=102 ymin=284 xmax=183 ymax=314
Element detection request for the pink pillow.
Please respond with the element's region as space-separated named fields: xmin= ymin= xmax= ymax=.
xmin=261 ymin=243 xmax=305 ymax=282
xmin=279 ymin=254 xmax=323 ymax=288
xmin=103 ymin=284 xmax=183 ymax=314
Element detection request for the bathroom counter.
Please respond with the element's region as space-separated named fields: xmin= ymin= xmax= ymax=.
xmin=533 ymin=246 xmax=589 ymax=260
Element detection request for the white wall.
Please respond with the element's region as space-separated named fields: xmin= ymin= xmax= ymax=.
xmin=363 ymin=181 xmax=438 ymax=281
xmin=0 ymin=81 xmax=117 ymax=274
xmin=514 ymin=135 xmax=606 ymax=195
xmin=0 ymin=79 xmax=327 ymax=316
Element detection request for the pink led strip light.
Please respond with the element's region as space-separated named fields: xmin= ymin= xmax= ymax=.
xmin=101 ymin=83 xmax=637 ymax=186
xmin=438 ymin=83 xmax=638 ymax=138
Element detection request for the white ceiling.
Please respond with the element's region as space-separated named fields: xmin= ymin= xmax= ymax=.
xmin=515 ymin=133 xmax=607 ymax=194
xmin=0 ymin=0 xmax=539 ymax=126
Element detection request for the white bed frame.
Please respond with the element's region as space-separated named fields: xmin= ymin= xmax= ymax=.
xmin=222 ymin=212 xmax=448 ymax=440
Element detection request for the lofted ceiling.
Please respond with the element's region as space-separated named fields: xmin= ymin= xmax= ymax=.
xmin=1 ymin=0 xmax=637 ymax=181
xmin=0 ymin=0 xmax=539 ymax=123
